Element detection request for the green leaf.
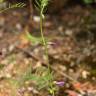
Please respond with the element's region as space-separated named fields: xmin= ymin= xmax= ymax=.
xmin=26 ymin=31 xmax=42 ymax=44
xmin=26 ymin=30 xmax=49 ymax=45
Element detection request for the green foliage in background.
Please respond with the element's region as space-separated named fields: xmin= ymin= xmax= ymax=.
xmin=83 ymin=0 xmax=96 ymax=4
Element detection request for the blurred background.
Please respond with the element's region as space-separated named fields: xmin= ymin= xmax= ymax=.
xmin=0 ymin=0 xmax=96 ymax=96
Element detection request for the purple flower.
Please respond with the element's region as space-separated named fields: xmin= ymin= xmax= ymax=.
xmin=54 ymin=81 xmax=65 ymax=86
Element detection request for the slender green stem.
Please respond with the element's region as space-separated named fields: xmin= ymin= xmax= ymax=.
xmin=40 ymin=12 xmax=50 ymax=70
xmin=39 ymin=2 xmax=55 ymax=95
xmin=40 ymin=12 xmax=55 ymax=96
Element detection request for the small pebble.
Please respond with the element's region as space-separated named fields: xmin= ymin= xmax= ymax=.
xmin=33 ymin=16 xmax=40 ymax=22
